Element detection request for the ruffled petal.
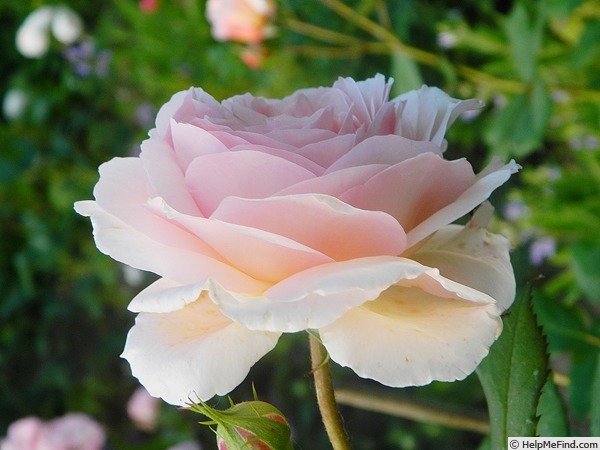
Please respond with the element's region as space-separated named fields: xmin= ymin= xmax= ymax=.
xmin=212 ymin=256 xmax=438 ymax=332
xmin=405 ymin=158 xmax=520 ymax=247
xmin=211 ymin=194 xmax=407 ymax=261
xmin=74 ymin=200 xmax=268 ymax=292
xmin=128 ymin=277 xmax=207 ymax=313
xmin=185 ymin=151 xmax=315 ymax=216
xmin=393 ymin=86 xmax=484 ymax=149
xmin=412 ymin=204 xmax=516 ymax=311
xmin=340 ymin=153 xmax=475 ymax=233
xmin=325 ymin=135 xmax=441 ymax=173
xmin=333 ymin=74 xmax=393 ymax=124
xmin=121 ymin=294 xmax=281 ymax=405
xmin=150 ymin=198 xmax=333 ymax=282
xmin=320 ymin=271 xmax=501 ymax=387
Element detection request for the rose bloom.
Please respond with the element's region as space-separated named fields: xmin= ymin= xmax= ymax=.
xmin=206 ymin=0 xmax=275 ymax=44
xmin=1 ymin=414 xmax=105 ymax=450
xmin=75 ymin=75 xmax=519 ymax=406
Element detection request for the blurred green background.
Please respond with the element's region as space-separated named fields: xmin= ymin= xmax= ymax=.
xmin=1 ymin=0 xmax=599 ymax=448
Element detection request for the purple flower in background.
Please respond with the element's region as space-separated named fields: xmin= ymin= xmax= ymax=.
xmin=529 ymin=236 xmax=556 ymax=266
xmin=63 ymin=39 xmax=111 ymax=77
xmin=503 ymin=200 xmax=529 ymax=222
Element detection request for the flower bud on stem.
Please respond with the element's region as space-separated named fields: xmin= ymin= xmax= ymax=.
xmin=310 ymin=333 xmax=352 ymax=450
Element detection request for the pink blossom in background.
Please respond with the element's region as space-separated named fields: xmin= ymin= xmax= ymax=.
xmin=127 ymin=386 xmax=160 ymax=431
xmin=1 ymin=414 xmax=105 ymax=450
xmin=0 ymin=417 xmax=44 ymax=450
xmin=206 ymin=0 xmax=275 ymax=44
xmin=75 ymin=75 xmax=519 ymax=406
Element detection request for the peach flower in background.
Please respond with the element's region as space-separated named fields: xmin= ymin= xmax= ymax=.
xmin=206 ymin=0 xmax=275 ymax=44
xmin=75 ymin=75 xmax=519 ymax=406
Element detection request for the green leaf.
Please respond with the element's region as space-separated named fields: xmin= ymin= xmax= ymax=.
xmin=483 ymin=81 xmax=551 ymax=158
xmin=591 ymin=352 xmax=600 ymax=436
xmin=390 ymin=52 xmax=422 ymax=96
xmin=477 ymin=289 xmax=549 ymax=449
xmin=503 ymin=2 xmax=544 ymax=81
xmin=536 ymin=377 xmax=569 ymax=436
xmin=570 ymin=243 xmax=600 ymax=302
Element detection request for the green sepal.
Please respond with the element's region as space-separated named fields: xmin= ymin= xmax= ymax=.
xmin=188 ymin=398 xmax=294 ymax=450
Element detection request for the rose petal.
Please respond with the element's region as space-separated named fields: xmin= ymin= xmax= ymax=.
xmin=151 ymin=198 xmax=333 ymax=282
xmin=412 ymin=207 xmax=515 ymax=311
xmin=320 ymin=272 xmax=501 ymax=387
xmin=276 ymin=164 xmax=388 ymax=198
xmin=231 ymin=144 xmax=325 ymax=175
xmin=185 ymin=151 xmax=315 ymax=216
xmin=393 ymin=86 xmax=484 ymax=149
xmin=211 ymin=194 xmax=407 ymax=260
xmin=128 ymin=277 xmax=208 ymax=313
xmin=140 ymin=138 xmax=202 ymax=216
xmin=170 ymin=121 xmax=230 ymax=169
xmin=74 ymin=200 xmax=268 ymax=292
xmin=405 ymin=158 xmax=520 ymax=247
xmin=325 ymin=135 xmax=442 ymax=173
xmin=212 ymin=256 xmax=438 ymax=332
xmin=81 ymin=157 xmax=214 ymax=253
xmin=333 ymin=74 xmax=393 ymax=124
xmin=295 ymin=134 xmax=355 ymax=169
xmin=341 ymin=153 xmax=475 ymax=233
xmin=121 ymin=294 xmax=281 ymax=405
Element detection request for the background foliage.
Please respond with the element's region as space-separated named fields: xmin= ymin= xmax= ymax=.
xmin=1 ymin=0 xmax=599 ymax=448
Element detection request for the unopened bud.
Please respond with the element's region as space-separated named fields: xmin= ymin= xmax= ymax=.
xmin=188 ymin=398 xmax=293 ymax=450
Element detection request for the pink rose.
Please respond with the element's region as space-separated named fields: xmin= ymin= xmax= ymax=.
xmin=0 ymin=417 xmax=44 ymax=450
xmin=127 ymin=386 xmax=160 ymax=431
xmin=206 ymin=0 xmax=275 ymax=44
xmin=1 ymin=414 xmax=105 ymax=450
xmin=75 ymin=75 xmax=519 ymax=405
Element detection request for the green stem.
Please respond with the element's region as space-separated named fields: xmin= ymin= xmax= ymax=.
xmin=310 ymin=334 xmax=352 ymax=450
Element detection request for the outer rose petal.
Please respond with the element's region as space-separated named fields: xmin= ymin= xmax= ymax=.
xmin=212 ymin=256 xmax=444 ymax=332
xmin=122 ymin=293 xmax=281 ymax=405
xmin=341 ymin=153 xmax=475 ymax=232
xmin=74 ymin=200 xmax=268 ymax=292
xmin=412 ymin=203 xmax=516 ymax=311
xmin=320 ymin=272 xmax=501 ymax=387
xmin=405 ymin=158 xmax=520 ymax=247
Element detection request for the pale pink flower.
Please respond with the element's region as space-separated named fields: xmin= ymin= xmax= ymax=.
xmin=0 ymin=417 xmax=44 ymax=450
xmin=127 ymin=386 xmax=160 ymax=431
xmin=75 ymin=75 xmax=519 ymax=405
xmin=1 ymin=414 xmax=105 ymax=450
xmin=206 ymin=0 xmax=275 ymax=44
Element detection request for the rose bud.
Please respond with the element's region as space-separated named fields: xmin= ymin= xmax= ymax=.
xmin=189 ymin=399 xmax=293 ymax=450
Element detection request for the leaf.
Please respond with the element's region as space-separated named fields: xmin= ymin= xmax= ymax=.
xmin=483 ymin=81 xmax=552 ymax=159
xmin=390 ymin=52 xmax=422 ymax=96
xmin=536 ymin=377 xmax=569 ymax=436
xmin=570 ymin=242 xmax=600 ymax=302
xmin=477 ymin=288 xmax=549 ymax=450
xmin=504 ymin=2 xmax=539 ymax=81
xmin=591 ymin=351 xmax=600 ymax=436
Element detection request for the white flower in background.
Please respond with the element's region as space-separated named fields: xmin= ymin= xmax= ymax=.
xmin=2 ymin=89 xmax=28 ymax=120
xmin=51 ymin=6 xmax=84 ymax=44
xmin=15 ymin=5 xmax=84 ymax=58
xmin=436 ymin=31 xmax=458 ymax=49
xmin=15 ymin=6 xmax=55 ymax=58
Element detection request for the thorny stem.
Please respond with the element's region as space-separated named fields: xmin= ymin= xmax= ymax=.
xmin=310 ymin=333 xmax=352 ymax=450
